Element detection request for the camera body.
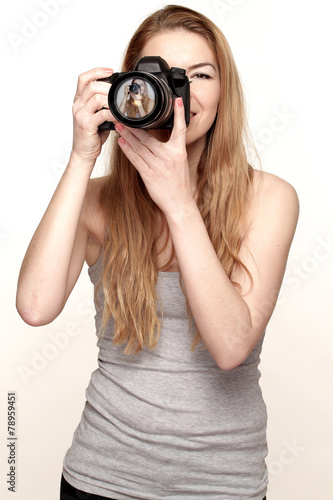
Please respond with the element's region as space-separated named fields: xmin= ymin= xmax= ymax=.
xmin=98 ymin=56 xmax=190 ymax=131
xmin=129 ymin=82 xmax=141 ymax=94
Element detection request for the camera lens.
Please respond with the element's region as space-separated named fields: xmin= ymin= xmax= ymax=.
xmin=115 ymin=77 xmax=157 ymax=120
xmin=108 ymin=72 xmax=174 ymax=129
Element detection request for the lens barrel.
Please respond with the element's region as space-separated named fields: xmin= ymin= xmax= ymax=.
xmin=108 ymin=71 xmax=174 ymax=129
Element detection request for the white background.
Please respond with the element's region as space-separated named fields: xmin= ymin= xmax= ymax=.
xmin=1 ymin=1 xmax=332 ymax=499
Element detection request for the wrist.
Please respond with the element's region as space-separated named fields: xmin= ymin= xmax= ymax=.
xmin=164 ymin=199 xmax=200 ymax=225
xmin=69 ymin=150 xmax=96 ymax=172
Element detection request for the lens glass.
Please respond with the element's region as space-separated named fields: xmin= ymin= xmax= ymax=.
xmin=115 ymin=77 xmax=157 ymax=120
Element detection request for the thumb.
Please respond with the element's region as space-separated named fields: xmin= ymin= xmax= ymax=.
xmin=170 ymin=97 xmax=187 ymax=145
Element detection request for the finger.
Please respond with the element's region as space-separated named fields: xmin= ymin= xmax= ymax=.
xmin=91 ymin=108 xmax=114 ymax=128
xmin=115 ymin=124 xmax=157 ymax=163
xmin=170 ymin=97 xmax=187 ymax=145
xmin=74 ymin=81 xmax=111 ymax=111
xmin=118 ymin=137 xmax=151 ymax=178
xmin=118 ymin=126 xmax=160 ymax=155
xmin=76 ymin=92 xmax=109 ymax=117
xmin=75 ymin=67 xmax=113 ymax=100
xmin=74 ymin=104 xmax=115 ymax=133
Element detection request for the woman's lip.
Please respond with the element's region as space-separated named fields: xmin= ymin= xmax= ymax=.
xmin=190 ymin=112 xmax=197 ymax=120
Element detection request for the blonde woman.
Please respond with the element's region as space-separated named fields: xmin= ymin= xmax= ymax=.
xmin=118 ymin=78 xmax=155 ymax=118
xmin=16 ymin=5 xmax=299 ymax=500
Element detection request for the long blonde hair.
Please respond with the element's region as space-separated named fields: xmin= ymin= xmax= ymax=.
xmin=99 ymin=5 xmax=255 ymax=353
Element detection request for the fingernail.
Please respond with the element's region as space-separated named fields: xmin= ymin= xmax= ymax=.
xmin=176 ymin=97 xmax=183 ymax=106
xmin=103 ymin=68 xmax=113 ymax=74
xmin=119 ymin=138 xmax=126 ymax=145
xmin=115 ymin=122 xmax=124 ymax=132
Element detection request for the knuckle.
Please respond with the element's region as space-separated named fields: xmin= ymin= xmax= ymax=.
xmin=101 ymin=109 xmax=112 ymax=120
xmin=74 ymin=110 xmax=87 ymax=130
xmin=74 ymin=113 xmax=83 ymax=128
xmin=77 ymin=73 xmax=86 ymax=86
xmin=88 ymin=81 xmax=99 ymax=94
xmin=142 ymin=134 xmax=155 ymax=147
xmin=93 ymin=93 xmax=106 ymax=107
xmin=134 ymin=142 xmax=145 ymax=155
xmin=79 ymin=117 xmax=90 ymax=132
xmin=136 ymin=156 xmax=146 ymax=169
xmin=72 ymin=103 xmax=80 ymax=119
xmin=82 ymin=81 xmax=94 ymax=99
xmin=163 ymin=156 xmax=173 ymax=169
xmin=99 ymin=81 xmax=111 ymax=94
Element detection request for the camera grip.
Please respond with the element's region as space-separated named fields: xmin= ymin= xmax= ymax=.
xmin=98 ymin=119 xmax=115 ymax=131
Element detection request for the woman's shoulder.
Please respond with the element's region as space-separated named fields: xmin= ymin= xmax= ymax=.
xmin=251 ymin=169 xmax=299 ymax=210
xmin=248 ymin=168 xmax=299 ymax=239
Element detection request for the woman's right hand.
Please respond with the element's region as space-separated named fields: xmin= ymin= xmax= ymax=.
xmin=72 ymin=67 xmax=115 ymax=164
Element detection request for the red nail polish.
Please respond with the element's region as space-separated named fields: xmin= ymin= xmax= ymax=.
xmin=176 ymin=98 xmax=183 ymax=106
xmin=115 ymin=122 xmax=124 ymax=132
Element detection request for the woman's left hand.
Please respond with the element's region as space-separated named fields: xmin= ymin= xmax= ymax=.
xmin=115 ymin=98 xmax=195 ymax=217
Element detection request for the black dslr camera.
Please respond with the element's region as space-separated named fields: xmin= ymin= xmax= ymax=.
xmin=98 ymin=56 xmax=190 ymax=131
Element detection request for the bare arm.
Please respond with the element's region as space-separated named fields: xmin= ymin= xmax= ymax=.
xmin=16 ymin=68 xmax=114 ymax=326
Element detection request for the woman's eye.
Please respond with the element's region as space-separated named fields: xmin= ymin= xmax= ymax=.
xmin=191 ymin=73 xmax=212 ymax=80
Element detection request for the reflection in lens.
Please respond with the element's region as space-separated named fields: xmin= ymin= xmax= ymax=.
xmin=116 ymin=78 xmax=156 ymax=119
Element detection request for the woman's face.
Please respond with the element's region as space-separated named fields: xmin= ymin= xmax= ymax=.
xmin=141 ymin=31 xmax=221 ymax=148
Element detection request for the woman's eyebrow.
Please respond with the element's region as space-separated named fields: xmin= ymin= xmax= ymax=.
xmin=187 ymin=62 xmax=217 ymax=72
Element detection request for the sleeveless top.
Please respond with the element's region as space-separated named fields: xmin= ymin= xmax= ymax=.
xmin=62 ymin=251 xmax=268 ymax=499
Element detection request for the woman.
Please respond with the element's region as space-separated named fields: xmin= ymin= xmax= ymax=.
xmin=16 ymin=5 xmax=299 ymax=500
xmin=118 ymin=78 xmax=155 ymax=118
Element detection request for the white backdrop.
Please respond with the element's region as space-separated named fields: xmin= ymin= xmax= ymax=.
xmin=1 ymin=1 xmax=332 ymax=499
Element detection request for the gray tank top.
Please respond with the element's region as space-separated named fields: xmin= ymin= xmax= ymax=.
xmin=63 ymin=251 xmax=268 ymax=499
